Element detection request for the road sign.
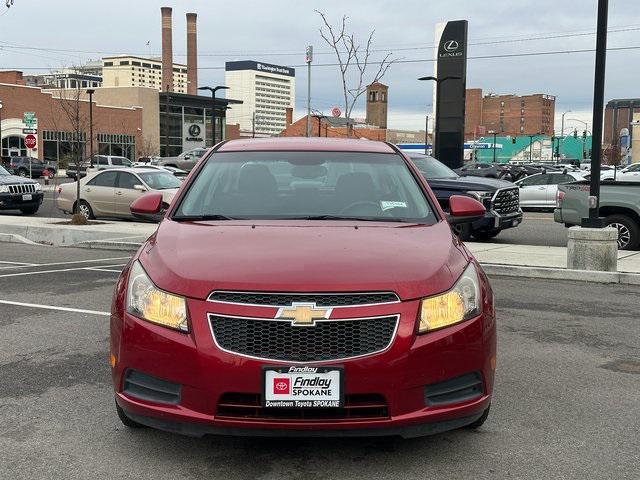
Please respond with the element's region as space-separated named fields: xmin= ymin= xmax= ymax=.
xmin=24 ymin=134 xmax=37 ymax=149
xmin=331 ymin=107 xmax=341 ymax=118
xmin=22 ymin=128 xmax=37 ymax=134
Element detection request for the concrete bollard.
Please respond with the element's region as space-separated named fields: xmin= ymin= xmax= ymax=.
xmin=567 ymin=226 xmax=618 ymax=272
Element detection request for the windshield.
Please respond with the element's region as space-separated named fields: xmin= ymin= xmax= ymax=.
xmin=173 ymin=151 xmax=436 ymax=223
xmin=0 ymin=166 xmax=9 ymax=175
xmin=409 ymin=155 xmax=458 ymax=179
xmin=137 ymin=171 xmax=182 ymax=190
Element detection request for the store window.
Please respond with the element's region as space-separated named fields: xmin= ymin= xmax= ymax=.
xmin=97 ymin=133 xmax=136 ymax=160
xmin=42 ymin=131 xmax=86 ymax=166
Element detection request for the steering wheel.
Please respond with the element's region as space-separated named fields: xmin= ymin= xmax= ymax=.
xmin=339 ymin=201 xmax=382 ymax=216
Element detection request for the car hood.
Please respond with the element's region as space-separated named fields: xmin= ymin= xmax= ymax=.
xmin=0 ymin=175 xmax=38 ymax=186
xmin=428 ymin=176 xmax=515 ymax=191
xmin=139 ymin=220 xmax=470 ymax=301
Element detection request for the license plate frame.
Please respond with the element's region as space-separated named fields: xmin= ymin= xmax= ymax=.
xmin=263 ymin=366 xmax=344 ymax=408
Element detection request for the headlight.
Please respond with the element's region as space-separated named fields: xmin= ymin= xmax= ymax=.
xmin=418 ymin=262 xmax=481 ymax=333
xmin=0 ymin=185 xmax=8 ymax=193
xmin=466 ymin=190 xmax=493 ymax=201
xmin=126 ymin=261 xmax=189 ymax=332
xmin=33 ymin=183 xmax=42 ymax=191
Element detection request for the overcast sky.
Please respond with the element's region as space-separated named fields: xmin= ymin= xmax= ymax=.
xmin=1 ymin=0 xmax=639 ymax=132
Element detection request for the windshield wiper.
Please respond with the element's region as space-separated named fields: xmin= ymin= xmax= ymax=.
xmin=292 ymin=215 xmax=408 ymax=222
xmin=172 ymin=214 xmax=236 ymax=221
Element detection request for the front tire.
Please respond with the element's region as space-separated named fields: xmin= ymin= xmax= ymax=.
xmin=472 ymin=229 xmax=500 ymax=241
xmin=452 ymin=222 xmax=472 ymax=241
xmin=47 ymin=169 xmax=56 ymax=179
xmin=605 ymin=214 xmax=639 ymax=250
xmin=465 ymin=404 xmax=490 ymax=429
xmin=115 ymin=402 xmax=145 ymax=429
xmin=75 ymin=200 xmax=95 ymax=220
xmin=20 ymin=205 xmax=39 ymax=215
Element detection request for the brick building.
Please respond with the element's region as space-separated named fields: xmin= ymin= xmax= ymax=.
xmin=366 ymin=82 xmax=388 ymax=128
xmin=465 ymin=88 xmax=556 ymax=139
xmin=603 ymin=98 xmax=640 ymax=147
xmin=279 ymin=108 xmax=386 ymax=141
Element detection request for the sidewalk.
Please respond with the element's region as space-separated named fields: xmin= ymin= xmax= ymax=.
xmin=1 ymin=216 xmax=639 ymax=283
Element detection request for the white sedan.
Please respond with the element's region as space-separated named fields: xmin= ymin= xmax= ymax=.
xmin=600 ymin=163 xmax=640 ymax=181
xmin=515 ymin=171 xmax=585 ymax=209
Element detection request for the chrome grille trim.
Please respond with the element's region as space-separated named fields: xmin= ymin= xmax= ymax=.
xmin=208 ymin=313 xmax=400 ymax=363
xmin=7 ymin=184 xmax=37 ymax=195
xmin=207 ymin=290 xmax=401 ymax=308
xmin=491 ymin=187 xmax=520 ymax=216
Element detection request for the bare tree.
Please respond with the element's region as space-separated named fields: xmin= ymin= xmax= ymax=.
xmin=316 ymin=10 xmax=396 ymax=131
xmin=137 ymin=135 xmax=160 ymax=160
xmin=52 ymin=83 xmax=92 ymax=224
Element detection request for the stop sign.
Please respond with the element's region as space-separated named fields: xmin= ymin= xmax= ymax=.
xmin=24 ymin=134 xmax=37 ymax=149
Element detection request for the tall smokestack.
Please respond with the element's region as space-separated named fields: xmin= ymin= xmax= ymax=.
xmin=161 ymin=7 xmax=173 ymax=92
xmin=186 ymin=13 xmax=198 ymax=95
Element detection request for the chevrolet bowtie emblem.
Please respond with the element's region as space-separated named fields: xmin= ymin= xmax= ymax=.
xmin=275 ymin=302 xmax=333 ymax=326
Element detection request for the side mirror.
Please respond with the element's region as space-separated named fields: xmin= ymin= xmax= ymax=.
xmin=131 ymin=191 xmax=163 ymax=215
xmin=133 ymin=184 xmax=147 ymax=192
xmin=447 ymin=195 xmax=486 ymax=225
xmin=183 ymin=154 xmax=191 ymax=160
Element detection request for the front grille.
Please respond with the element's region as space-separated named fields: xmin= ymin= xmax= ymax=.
xmin=492 ymin=187 xmax=520 ymax=215
xmin=209 ymin=314 xmax=398 ymax=362
xmin=217 ymin=392 xmax=388 ymax=420
xmin=123 ymin=369 xmax=181 ymax=405
xmin=208 ymin=291 xmax=400 ymax=307
xmin=8 ymin=184 xmax=37 ymax=195
xmin=424 ymin=372 xmax=484 ymax=406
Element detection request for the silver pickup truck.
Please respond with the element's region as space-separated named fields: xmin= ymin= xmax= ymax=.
xmin=555 ymin=181 xmax=640 ymax=250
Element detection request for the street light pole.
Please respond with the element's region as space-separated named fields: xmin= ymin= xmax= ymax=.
xmin=489 ymin=131 xmax=497 ymax=163
xmin=306 ymin=46 xmax=313 ymax=138
xmin=199 ymin=85 xmax=229 ymax=147
xmin=582 ymin=0 xmax=608 ymax=228
xmin=0 ymin=100 xmax=3 ymax=161
xmin=529 ymin=135 xmax=535 ymax=162
xmin=86 ymin=89 xmax=95 ymax=163
xmin=424 ymin=115 xmax=429 ymax=155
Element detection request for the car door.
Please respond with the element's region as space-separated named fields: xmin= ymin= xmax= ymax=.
xmin=84 ymin=170 xmax=118 ymax=216
xmin=546 ymin=174 xmax=575 ymax=207
xmin=115 ymin=171 xmax=146 ymax=217
xmin=517 ymin=174 xmax=550 ymax=207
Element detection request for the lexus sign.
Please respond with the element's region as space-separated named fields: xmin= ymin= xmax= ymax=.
xmin=183 ymin=119 xmax=205 ymax=149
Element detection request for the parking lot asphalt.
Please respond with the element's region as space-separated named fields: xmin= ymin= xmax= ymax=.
xmin=0 ymin=243 xmax=638 ymax=479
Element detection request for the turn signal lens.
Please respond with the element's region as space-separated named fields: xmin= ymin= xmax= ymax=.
xmin=126 ymin=261 xmax=189 ymax=332
xmin=419 ymin=262 xmax=481 ymax=333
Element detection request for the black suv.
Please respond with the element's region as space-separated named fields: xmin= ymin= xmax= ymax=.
xmin=408 ymin=153 xmax=522 ymax=241
xmin=3 ymin=157 xmax=57 ymax=179
xmin=0 ymin=164 xmax=43 ymax=215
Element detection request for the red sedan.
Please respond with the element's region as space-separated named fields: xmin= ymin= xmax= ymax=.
xmin=110 ymin=138 xmax=496 ymax=438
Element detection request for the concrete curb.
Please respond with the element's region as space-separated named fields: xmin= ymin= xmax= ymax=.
xmin=481 ymin=263 xmax=640 ymax=285
xmin=74 ymin=240 xmax=142 ymax=252
xmin=0 ymin=232 xmax=42 ymax=246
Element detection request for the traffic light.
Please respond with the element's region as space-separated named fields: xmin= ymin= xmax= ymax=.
xmin=512 ymin=137 xmax=517 ymax=144
xmin=573 ymin=130 xmax=578 ymax=139
xmin=583 ymin=130 xmax=587 ymax=139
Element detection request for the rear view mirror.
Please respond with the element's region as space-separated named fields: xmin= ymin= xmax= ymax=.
xmin=183 ymin=154 xmax=191 ymax=160
xmin=447 ymin=195 xmax=486 ymax=225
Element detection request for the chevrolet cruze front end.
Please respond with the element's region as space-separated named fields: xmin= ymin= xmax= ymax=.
xmin=110 ymin=138 xmax=496 ymax=438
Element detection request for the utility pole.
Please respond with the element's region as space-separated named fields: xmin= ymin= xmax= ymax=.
xmin=424 ymin=115 xmax=429 ymax=155
xmin=528 ymin=135 xmax=536 ymax=162
xmin=582 ymin=0 xmax=608 ymax=228
xmin=306 ymin=46 xmax=313 ymax=138
xmin=489 ymin=131 xmax=497 ymax=163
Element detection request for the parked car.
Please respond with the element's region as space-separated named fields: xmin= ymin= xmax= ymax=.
xmin=515 ymin=171 xmax=585 ymax=210
xmin=408 ymin=153 xmax=522 ymax=241
xmin=3 ymin=157 xmax=57 ymax=179
xmin=600 ymin=163 xmax=640 ymax=181
xmin=0 ymin=165 xmax=43 ymax=215
xmin=157 ymin=147 xmax=208 ymax=171
xmin=455 ymin=162 xmax=508 ymax=179
xmin=112 ymin=137 xmax=496 ymax=437
xmin=56 ymin=167 xmax=181 ymax=220
xmin=133 ymin=164 xmax=188 ymax=179
xmin=67 ymin=155 xmax=134 ymax=180
xmin=555 ymin=180 xmax=640 ymax=250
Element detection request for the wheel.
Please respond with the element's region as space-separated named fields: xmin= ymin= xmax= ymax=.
xmin=20 ymin=205 xmax=39 ymax=215
xmin=115 ymin=401 xmax=145 ymax=429
xmin=47 ymin=169 xmax=56 ymax=179
xmin=452 ymin=222 xmax=472 ymax=241
xmin=465 ymin=404 xmax=490 ymax=429
xmin=17 ymin=168 xmax=28 ymax=177
xmin=75 ymin=200 xmax=95 ymax=220
xmin=472 ymin=229 xmax=500 ymax=241
xmin=604 ymin=214 xmax=640 ymax=250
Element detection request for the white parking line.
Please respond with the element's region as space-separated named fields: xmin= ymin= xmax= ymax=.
xmin=0 ymin=299 xmax=109 ymax=316
xmin=85 ymin=267 xmax=123 ymax=273
xmin=0 ymin=264 xmax=126 ymax=278
xmin=0 ymin=260 xmax=38 ymax=266
xmin=0 ymin=256 xmax=130 ymax=270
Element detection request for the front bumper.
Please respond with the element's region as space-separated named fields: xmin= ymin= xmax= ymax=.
xmin=0 ymin=192 xmax=43 ymax=210
xmin=111 ymin=291 xmax=496 ymax=438
xmin=472 ymin=209 xmax=522 ymax=232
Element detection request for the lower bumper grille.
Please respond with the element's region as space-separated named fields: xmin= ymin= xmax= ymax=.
xmin=424 ymin=372 xmax=484 ymax=406
xmin=123 ymin=369 xmax=181 ymax=405
xmin=209 ymin=314 xmax=398 ymax=362
xmin=217 ymin=393 xmax=388 ymax=420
